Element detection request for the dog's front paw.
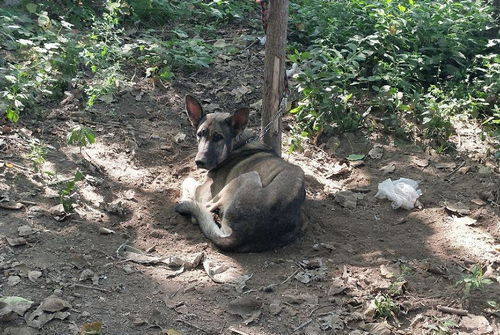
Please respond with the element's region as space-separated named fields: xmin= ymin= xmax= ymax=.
xmin=174 ymin=200 xmax=193 ymax=216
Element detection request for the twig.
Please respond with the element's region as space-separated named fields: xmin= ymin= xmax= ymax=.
xmin=290 ymin=319 xmax=312 ymax=334
xmin=19 ymin=200 xmax=38 ymax=205
xmin=71 ymin=283 xmax=110 ymax=293
xmin=175 ymin=318 xmax=207 ymax=333
xmin=280 ymin=269 xmax=299 ymax=285
xmin=308 ymin=304 xmax=337 ymax=317
xmin=445 ymin=161 xmax=466 ymax=177
xmin=228 ymin=327 xmax=251 ymax=335
xmin=437 ymin=305 xmax=468 ymax=316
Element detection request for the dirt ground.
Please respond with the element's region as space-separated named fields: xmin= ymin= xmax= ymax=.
xmin=1 ymin=28 xmax=499 ymax=335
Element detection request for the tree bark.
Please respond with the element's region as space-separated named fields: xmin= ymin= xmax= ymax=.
xmin=261 ymin=0 xmax=288 ymax=157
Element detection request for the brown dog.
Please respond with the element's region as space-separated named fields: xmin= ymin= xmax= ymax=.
xmin=175 ymin=95 xmax=305 ymax=252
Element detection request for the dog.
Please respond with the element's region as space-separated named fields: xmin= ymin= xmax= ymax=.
xmin=175 ymin=95 xmax=306 ymax=252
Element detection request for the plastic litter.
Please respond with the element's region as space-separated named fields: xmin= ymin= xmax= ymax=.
xmin=375 ymin=178 xmax=422 ymax=210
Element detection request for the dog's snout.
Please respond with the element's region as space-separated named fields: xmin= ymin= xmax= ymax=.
xmin=195 ymin=159 xmax=206 ymax=169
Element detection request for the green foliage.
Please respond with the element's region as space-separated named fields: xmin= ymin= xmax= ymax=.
xmin=456 ymin=265 xmax=493 ymax=297
xmin=426 ymin=317 xmax=458 ymax=335
xmin=59 ymin=170 xmax=84 ymax=212
xmin=289 ymin=0 xmax=499 ymax=146
xmin=374 ymin=294 xmax=399 ymax=319
xmin=1 ymin=0 xmax=254 ymax=122
xmin=26 ymin=142 xmax=49 ymax=172
xmin=66 ymin=126 xmax=96 ymax=150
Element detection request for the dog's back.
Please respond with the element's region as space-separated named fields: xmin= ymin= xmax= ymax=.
xmin=209 ymin=142 xmax=305 ymax=252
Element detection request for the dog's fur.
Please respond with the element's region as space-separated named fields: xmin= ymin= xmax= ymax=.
xmin=175 ymin=95 xmax=306 ymax=252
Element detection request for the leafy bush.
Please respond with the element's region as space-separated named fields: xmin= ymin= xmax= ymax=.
xmin=289 ymin=0 xmax=499 ymax=147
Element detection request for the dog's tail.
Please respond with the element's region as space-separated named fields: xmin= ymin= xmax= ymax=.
xmin=175 ymin=200 xmax=235 ymax=249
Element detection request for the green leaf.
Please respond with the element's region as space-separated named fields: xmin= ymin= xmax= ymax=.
xmin=6 ymin=107 xmax=19 ymax=122
xmin=346 ymin=154 xmax=365 ymax=161
xmin=26 ymin=3 xmax=37 ymax=13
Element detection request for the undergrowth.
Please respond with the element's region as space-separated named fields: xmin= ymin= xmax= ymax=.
xmin=288 ymin=0 xmax=499 ymax=151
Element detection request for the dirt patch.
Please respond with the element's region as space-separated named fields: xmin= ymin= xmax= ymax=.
xmin=1 ymin=33 xmax=499 ymax=335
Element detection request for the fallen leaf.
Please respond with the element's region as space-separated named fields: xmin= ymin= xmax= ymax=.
xmin=347 ymin=154 xmax=365 ymax=161
xmin=379 ymin=163 xmax=395 ymax=174
xmin=0 ymin=296 xmax=34 ymax=316
xmin=80 ymin=321 xmax=103 ymax=335
xmin=163 ymin=329 xmax=182 ymax=335
xmin=413 ymin=158 xmax=429 ymax=167
xmin=213 ymin=39 xmax=227 ymax=48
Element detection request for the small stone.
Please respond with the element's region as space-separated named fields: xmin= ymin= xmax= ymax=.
xmin=18 ymin=225 xmax=35 ymax=237
xmin=7 ymin=276 xmax=21 ymax=286
xmin=174 ymin=132 xmax=187 ymax=143
xmin=40 ymin=295 xmax=71 ymax=312
xmin=81 ymin=311 xmax=91 ymax=318
xmin=460 ymin=314 xmax=492 ymax=334
xmin=28 ymin=270 xmax=42 ymax=282
xmin=123 ymin=264 xmax=134 ymax=274
xmin=334 ymin=191 xmax=357 ymax=209
xmin=6 ymin=237 xmax=27 ymax=247
xmin=368 ymin=145 xmax=384 ymax=159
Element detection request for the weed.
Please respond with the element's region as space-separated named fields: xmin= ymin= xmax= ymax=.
xmin=456 ymin=264 xmax=493 ymax=297
xmin=26 ymin=142 xmax=48 ymax=172
xmin=426 ymin=317 xmax=458 ymax=335
xmin=374 ymin=294 xmax=399 ymax=319
xmin=288 ymin=0 xmax=498 ymax=148
xmin=66 ymin=126 xmax=96 ymax=152
xmin=388 ymin=265 xmax=411 ymax=296
xmin=59 ymin=170 xmax=84 ymax=212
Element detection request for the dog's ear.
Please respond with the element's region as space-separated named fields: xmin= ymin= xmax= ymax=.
xmin=230 ymin=108 xmax=249 ymax=135
xmin=185 ymin=95 xmax=204 ymax=128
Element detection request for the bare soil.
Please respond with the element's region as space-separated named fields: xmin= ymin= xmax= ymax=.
xmin=1 ymin=28 xmax=499 ymax=335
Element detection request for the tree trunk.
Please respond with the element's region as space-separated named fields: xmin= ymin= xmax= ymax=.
xmin=261 ymin=0 xmax=288 ymax=157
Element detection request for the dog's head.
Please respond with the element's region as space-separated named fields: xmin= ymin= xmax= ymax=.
xmin=185 ymin=95 xmax=249 ymax=170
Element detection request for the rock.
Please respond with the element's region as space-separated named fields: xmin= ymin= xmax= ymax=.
xmin=174 ymin=132 xmax=187 ymax=143
xmin=40 ymin=295 xmax=71 ymax=312
xmin=226 ymin=296 xmax=262 ymax=325
xmin=7 ymin=275 xmax=21 ymax=286
xmin=334 ymin=191 xmax=357 ymax=209
xmin=269 ymin=300 xmax=282 ymax=315
xmin=368 ymin=145 xmax=384 ymax=159
xmin=18 ymin=225 xmax=35 ymax=237
xmin=380 ymin=163 xmax=395 ymax=174
xmin=28 ymin=270 xmax=42 ymax=282
xmin=6 ymin=237 xmax=27 ymax=247
xmin=460 ymin=314 xmax=493 ymax=334
xmin=49 ymin=204 xmax=65 ymax=216
xmin=3 ymin=326 xmax=37 ymax=335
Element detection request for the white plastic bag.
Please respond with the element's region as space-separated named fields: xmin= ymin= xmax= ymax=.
xmin=375 ymin=178 xmax=422 ymax=210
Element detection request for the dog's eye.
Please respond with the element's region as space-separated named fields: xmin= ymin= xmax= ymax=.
xmin=213 ymin=134 xmax=223 ymax=141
